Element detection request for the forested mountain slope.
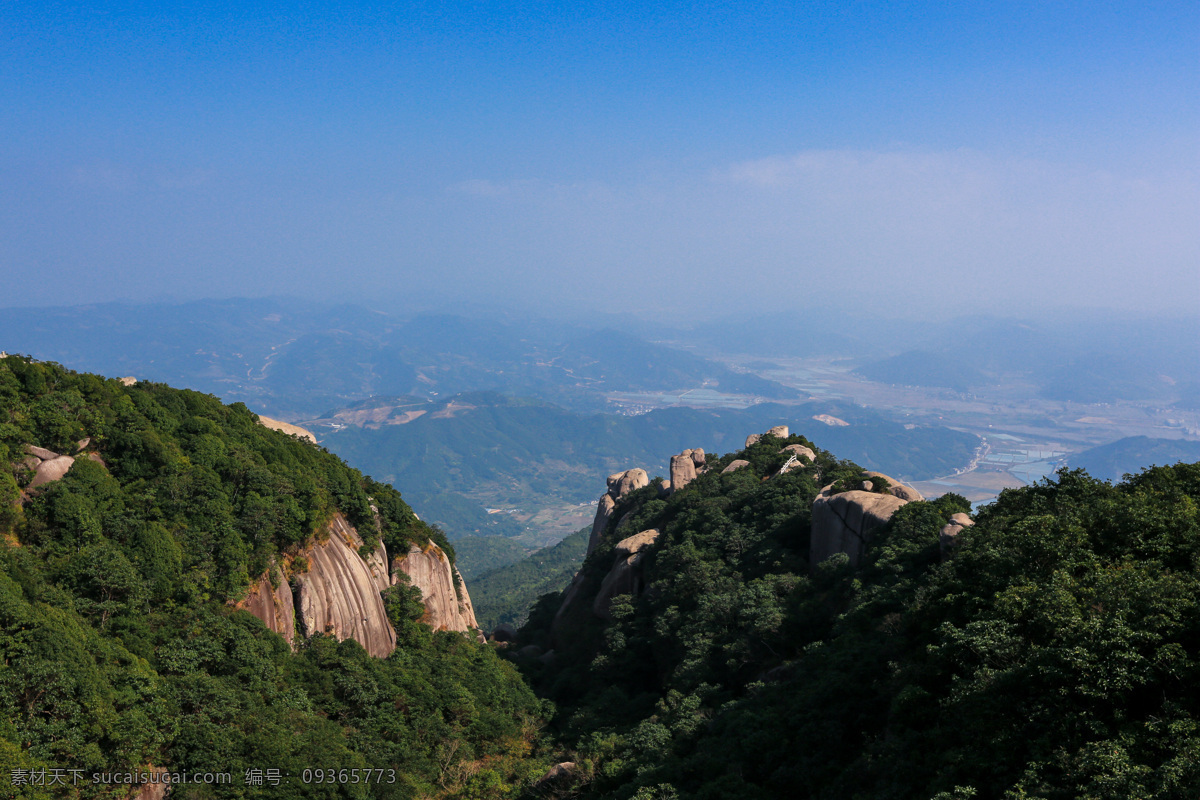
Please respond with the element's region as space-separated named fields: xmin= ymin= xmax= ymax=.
xmin=515 ymin=429 xmax=1200 ymax=799
xmin=0 ymin=356 xmax=548 ymax=798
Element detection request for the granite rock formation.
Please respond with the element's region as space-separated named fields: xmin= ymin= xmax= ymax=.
xmin=392 ymin=541 xmax=480 ymax=632
xmin=865 ymin=471 xmax=925 ymax=502
xmin=940 ymin=512 xmax=974 ymax=555
xmin=668 ymin=448 xmax=705 ymax=493
xmin=593 ymin=529 xmax=660 ymax=620
xmin=781 ymin=443 xmax=816 ymax=463
xmin=810 ymin=473 xmax=923 ymax=570
xmin=294 ymin=513 xmax=397 ymax=658
xmin=22 ymin=443 xmax=105 ymax=491
xmin=240 ymin=569 xmax=296 ymax=647
xmin=745 ymin=425 xmax=790 ymax=449
xmin=587 ymin=468 xmax=650 ymax=555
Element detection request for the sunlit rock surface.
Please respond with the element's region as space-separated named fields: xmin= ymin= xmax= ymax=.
xmin=295 ymin=513 xmax=397 ymax=657
xmin=392 ymin=541 xmax=480 ymax=632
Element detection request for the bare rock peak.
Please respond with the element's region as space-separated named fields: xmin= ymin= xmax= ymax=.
xmin=588 ymin=467 xmax=651 ymax=555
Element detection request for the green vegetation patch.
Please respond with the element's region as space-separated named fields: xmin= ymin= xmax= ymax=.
xmin=519 ymin=426 xmax=1200 ymax=799
xmin=0 ymin=356 xmax=551 ymax=798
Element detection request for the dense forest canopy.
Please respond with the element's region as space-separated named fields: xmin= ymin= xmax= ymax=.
xmin=4 ymin=355 xmax=1200 ymax=799
xmin=517 ymin=432 xmax=1200 ymax=799
xmin=0 ymin=356 xmax=548 ymax=798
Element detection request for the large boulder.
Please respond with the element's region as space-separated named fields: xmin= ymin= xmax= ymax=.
xmin=810 ymin=484 xmax=908 ymax=570
xmin=593 ymin=529 xmax=660 ymax=620
xmin=607 ymin=468 xmax=649 ymax=497
xmin=295 ymin=513 xmax=398 ymax=657
xmin=865 ymin=471 xmax=925 ymax=502
xmin=746 ymin=426 xmax=790 ymax=449
xmin=721 ymin=459 xmax=751 ymax=474
xmin=28 ymin=455 xmax=75 ymax=490
xmin=780 ymin=444 xmax=816 ymax=462
xmin=670 ymin=451 xmax=699 ymax=493
xmin=940 ymin=512 xmax=974 ymax=556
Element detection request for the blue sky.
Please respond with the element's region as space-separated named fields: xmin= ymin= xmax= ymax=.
xmin=2 ymin=1 xmax=1197 ymax=318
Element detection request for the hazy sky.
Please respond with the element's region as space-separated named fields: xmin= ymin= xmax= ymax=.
xmin=3 ymin=1 xmax=1197 ymax=319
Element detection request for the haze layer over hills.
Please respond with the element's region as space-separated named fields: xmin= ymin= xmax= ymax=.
xmin=3 ymin=297 xmax=1198 ymax=562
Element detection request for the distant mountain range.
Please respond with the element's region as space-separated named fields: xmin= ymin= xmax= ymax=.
xmin=0 ymin=298 xmax=796 ymax=418
xmin=1068 ymin=436 xmax=1200 ymax=483
xmin=849 ymin=317 xmax=1200 ymax=405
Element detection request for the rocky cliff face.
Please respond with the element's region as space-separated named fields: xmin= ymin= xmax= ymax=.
xmin=240 ymin=569 xmax=296 ymax=647
xmin=392 ymin=542 xmax=480 ymax=632
xmin=13 ymin=435 xmax=474 ymax=656
xmin=243 ymin=513 xmax=479 ymax=656
xmin=294 ymin=513 xmax=398 ymax=658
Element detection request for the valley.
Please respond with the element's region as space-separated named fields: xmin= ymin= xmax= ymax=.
xmin=716 ymin=353 xmax=1200 ymax=504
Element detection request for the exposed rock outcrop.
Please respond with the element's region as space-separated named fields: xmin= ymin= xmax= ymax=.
xmin=535 ymin=762 xmax=579 ymax=791
xmin=587 ymin=468 xmax=650 ymax=555
xmin=392 ymin=541 xmax=479 ymax=632
xmin=589 ymin=495 xmax=617 ymax=554
xmin=28 ymin=455 xmax=75 ymax=489
xmin=746 ymin=426 xmax=790 ymax=449
xmin=669 ymin=449 xmax=705 ymax=493
xmin=22 ymin=445 xmax=82 ymax=491
xmin=721 ymin=459 xmax=751 ymax=474
xmin=550 ymin=571 xmax=588 ymax=644
xmin=593 ymin=529 xmax=660 ymax=620
xmin=257 ymin=415 xmax=318 ymax=444
xmin=608 ymin=468 xmax=649 ymax=497
xmin=810 ymin=473 xmax=922 ymax=571
xmin=241 ymin=569 xmax=295 ymax=647
xmin=940 ymin=512 xmax=974 ymax=555
xmin=864 ymin=471 xmax=925 ymax=502
xmin=781 ymin=443 xmax=816 ymax=463
xmin=294 ymin=513 xmax=397 ymax=658
xmin=775 ymin=444 xmax=815 ymax=477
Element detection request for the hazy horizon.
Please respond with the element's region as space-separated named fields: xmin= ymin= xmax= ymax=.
xmin=3 ymin=2 xmax=1197 ymax=319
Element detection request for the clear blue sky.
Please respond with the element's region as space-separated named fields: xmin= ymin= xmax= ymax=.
xmin=3 ymin=1 xmax=1197 ymax=318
